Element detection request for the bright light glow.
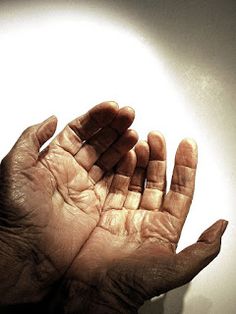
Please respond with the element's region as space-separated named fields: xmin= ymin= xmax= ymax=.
xmin=0 ymin=9 xmax=231 ymax=251
xmin=0 ymin=11 xmax=189 ymax=134
xmin=0 ymin=7 xmax=235 ymax=314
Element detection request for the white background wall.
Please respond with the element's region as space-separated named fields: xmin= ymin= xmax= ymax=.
xmin=0 ymin=1 xmax=235 ymax=313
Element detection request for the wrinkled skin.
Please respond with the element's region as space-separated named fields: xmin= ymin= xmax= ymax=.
xmin=0 ymin=102 xmax=138 ymax=304
xmin=57 ymin=132 xmax=228 ymax=314
xmin=0 ymin=104 xmax=227 ymax=314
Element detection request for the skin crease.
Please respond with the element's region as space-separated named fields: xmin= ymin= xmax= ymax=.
xmin=55 ymin=132 xmax=228 ymax=314
xmin=0 ymin=101 xmax=138 ymax=304
xmin=0 ymin=104 xmax=228 ymax=313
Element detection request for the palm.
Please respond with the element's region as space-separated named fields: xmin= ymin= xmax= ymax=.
xmin=64 ymin=132 xmax=199 ymax=312
xmin=0 ymin=102 xmax=137 ymax=301
xmin=28 ymin=144 xmax=103 ymax=272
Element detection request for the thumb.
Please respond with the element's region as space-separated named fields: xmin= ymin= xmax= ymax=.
xmin=36 ymin=115 xmax=58 ymax=148
xmin=7 ymin=116 xmax=57 ymax=167
xmin=175 ymin=219 xmax=228 ymax=286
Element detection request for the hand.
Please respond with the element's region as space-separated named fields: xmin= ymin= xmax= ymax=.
xmin=60 ymin=132 xmax=228 ymax=314
xmin=0 ymin=102 xmax=138 ymax=304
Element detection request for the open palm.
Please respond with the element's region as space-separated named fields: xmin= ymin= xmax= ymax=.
xmin=0 ymin=102 xmax=138 ymax=304
xmin=62 ymin=132 xmax=227 ymax=314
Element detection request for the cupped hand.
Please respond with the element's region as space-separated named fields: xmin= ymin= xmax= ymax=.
xmin=61 ymin=132 xmax=228 ymax=314
xmin=0 ymin=102 xmax=138 ymax=304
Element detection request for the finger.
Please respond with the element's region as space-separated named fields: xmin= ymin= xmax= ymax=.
xmin=103 ymin=150 xmax=137 ymax=210
xmin=52 ymin=101 xmax=119 ymax=155
xmin=140 ymin=132 xmax=166 ymax=211
xmin=175 ymin=220 xmax=228 ymax=288
xmin=130 ymin=141 xmax=150 ymax=192
xmin=5 ymin=116 xmax=57 ymax=168
xmin=124 ymin=141 xmax=149 ymax=210
xmin=162 ymin=139 xmax=197 ymax=224
xmin=89 ymin=130 xmax=138 ymax=182
xmin=74 ymin=107 xmax=135 ymax=170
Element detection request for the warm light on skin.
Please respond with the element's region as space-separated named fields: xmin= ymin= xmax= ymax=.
xmin=0 ymin=6 xmax=233 ymax=313
xmin=0 ymin=9 xmax=230 ymax=236
xmin=0 ymin=10 xmax=197 ymax=161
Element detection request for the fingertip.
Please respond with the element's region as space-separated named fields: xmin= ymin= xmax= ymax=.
xmin=148 ymin=130 xmax=165 ymax=139
xmin=121 ymin=106 xmax=135 ymax=122
xmin=124 ymin=106 xmax=135 ymax=117
xmin=176 ymin=138 xmax=198 ymax=168
xmin=102 ymin=101 xmax=119 ymax=114
xmin=91 ymin=101 xmax=119 ymax=124
xmin=127 ymin=129 xmax=139 ymax=143
xmin=41 ymin=115 xmax=57 ymax=125
xmin=116 ymin=150 xmax=137 ymax=176
xmin=135 ymin=140 xmax=150 ymax=168
xmin=47 ymin=115 xmax=58 ymax=130
xmin=179 ymin=138 xmax=198 ymax=153
xmin=219 ymin=219 xmax=229 ymax=235
xmin=198 ymin=219 xmax=228 ymax=244
xmin=102 ymin=101 xmax=119 ymax=109
xmin=135 ymin=140 xmax=149 ymax=152
xmin=49 ymin=115 xmax=57 ymax=121
xmin=37 ymin=115 xmax=58 ymax=146
xmin=147 ymin=131 xmax=166 ymax=160
xmin=118 ymin=129 xmax=139 ymax=153
xmin=103 ymin=101 xmax=119 ymax=115
xmin=48 ymin=115 xmax=58 ymax=129
xmin=111 ymin=107 xmax=135 ymax=133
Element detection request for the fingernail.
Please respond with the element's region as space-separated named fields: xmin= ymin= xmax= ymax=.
xmin=220 ymin=220 xmax=228 ymax=235
xmin=108 ymin=101 xmax=119 ymax=108
xmin=124 ymin=106 xmax=135 ymax=113
xmin=213 ymin=220 xmax=228 ymax=242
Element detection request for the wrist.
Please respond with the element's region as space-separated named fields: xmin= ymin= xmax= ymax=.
xmin=53 ymin=277 xmax=140 ymax=314
xmin=0 ymin=231 xmax=24 ymax=303
xmin=0 ymin=230 xmax=46 ymax=305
